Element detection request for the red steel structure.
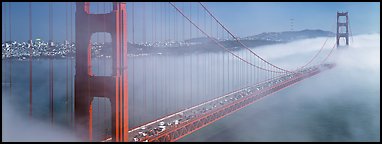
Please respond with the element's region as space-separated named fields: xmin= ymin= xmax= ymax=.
xmin=3 ymin=2 xmax=345 ymax=142
xmin=336 ymin=12 xmax=349 ymax=46
xmin=139 ymin=64 xmax=335 ymax=142
xmin=74 ymin=2 xmax=128 ymax=142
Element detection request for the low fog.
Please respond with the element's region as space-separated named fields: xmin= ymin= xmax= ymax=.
xmin=2 ymin=34 xmax=380 ymax=142
xmin=179 ymin=34 xmax=380 ymax=142
xmin=2 ymin=96 xmax=81 ymax=142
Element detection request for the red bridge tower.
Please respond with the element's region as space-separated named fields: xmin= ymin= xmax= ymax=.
xmin=74 ymin=2 xmax=128 ymax=142
xmin=336 ymin=12 xmax=349 ymax=46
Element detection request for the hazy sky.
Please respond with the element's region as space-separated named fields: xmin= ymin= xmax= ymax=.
xmin=2 ymin=2 xmax=380 ymax=42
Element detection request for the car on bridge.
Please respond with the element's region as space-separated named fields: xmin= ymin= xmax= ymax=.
xmin=158 ymin=121 xmax=166 ymax=131
xmin=173 ymin=119 xmax=180 ymax=125
xmin=133 ymin=136 xmax=140 ymax=142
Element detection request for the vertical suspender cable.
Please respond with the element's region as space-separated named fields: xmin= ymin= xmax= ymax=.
xmin=48 ymin=2 xmax=54 ymax=126
xmin=167 ymin=4 xmax=170 ymax=113
xmin=258 ymin=56 xmax=260 ymax=84
xmin=65 ymin=2 xmax=68 ymax=123
xmin=268 ymin=63 xmax=270 ymax=80
xmin=160 ymin=3 xmax=163 ymax=116
xmin=163 ymin=3 xmax=166 ymax=116
xmin=216 ymin=16 xmax=218 ymax=96
xmin=204 ymin=7 xmax=207 ymax=99
xmin=239 ymin=50 xmax=242 ymax=88
xmin=69 ymin=2 xmax=73 ymax=128
xmin=152 ymin=2 xmax=158 ymax=118
xmin=49 ymin=2 xmax=51 ymax=125
xmin=159 ymin=3 xmax=163 ymax=116
xmin=164 ymin=3 xmax=166 ymax=42
xmin=214 ymin=13 xmax=218 ymax=95
xmin=152 ymin=2 xmax=155 ymax=117
xmin=174 ymin=3 xmax=178 ymax=110
xmin=242 ymin=51 xmax=244 ymax=87
xmin=189 ymin=2 xmax=193 ymax=107
xmin=170 ymin=3 xmax=177 ymax=111
xmin=150 ymin=2 xmax=155 ymax=117
xmin=29 ymin=2 xmax=33 ymax=118
xmin=222 ymin=26 xmax=225 ymax=94
xmin=248 ymin=45 xmax=251 ymax=86
xmin=166 ymin=3 xmax=170 ymax=115
xmin=71 ymin=2 xmax=75 ymax=128
xmin=182 ymin=3 xmax=186 ymax=110
xmin=152 ymin=2 xmax=155 ymax=43
xmin=102 ymin=2 xmax=106 ymax=137
xmin=52 ymin=2 xmax=55 ymax=126
xmin=96 ymin=3 xmax=100 ymax=138
xmin=3 ymin=3 xmax=6 ymax=88
xmin=132 ymin=2 xmax=135 ymax=125
xmin=247 ymin=43 xmax=249 ymax=87
xmin=9 ymin=2 xmax=12 ymax=98
xmin=143 ymin=2 xmax=147 ymax=123
xmin=210 ymin=13 xmax=213 ymax=98
xmin=171 ymin=4 xmax=175 ymax=110
xmin=196 ymin=4 xmax=199 ymax=103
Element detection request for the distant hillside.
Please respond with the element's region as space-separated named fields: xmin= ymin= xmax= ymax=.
xmin=2 ymin=29 xmax=338 ymax=59
xmin=125 ymin=29 xmax=336 ymax=55
xmin=184 ymin=37 xmax=217 ymax=44
xmin=244 ymin=29 xmax=335 ymax=42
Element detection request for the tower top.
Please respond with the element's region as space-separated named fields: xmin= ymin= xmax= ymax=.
xmin=337 ymin=12 xmax=348 ymax=16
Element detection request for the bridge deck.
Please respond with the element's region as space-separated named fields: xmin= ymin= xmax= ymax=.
xmin=105 ymin=63 xmax=335 ymax=142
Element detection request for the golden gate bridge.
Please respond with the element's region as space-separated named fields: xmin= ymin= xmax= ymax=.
xmin=2 ymin=2 xmax=351 ymax=142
